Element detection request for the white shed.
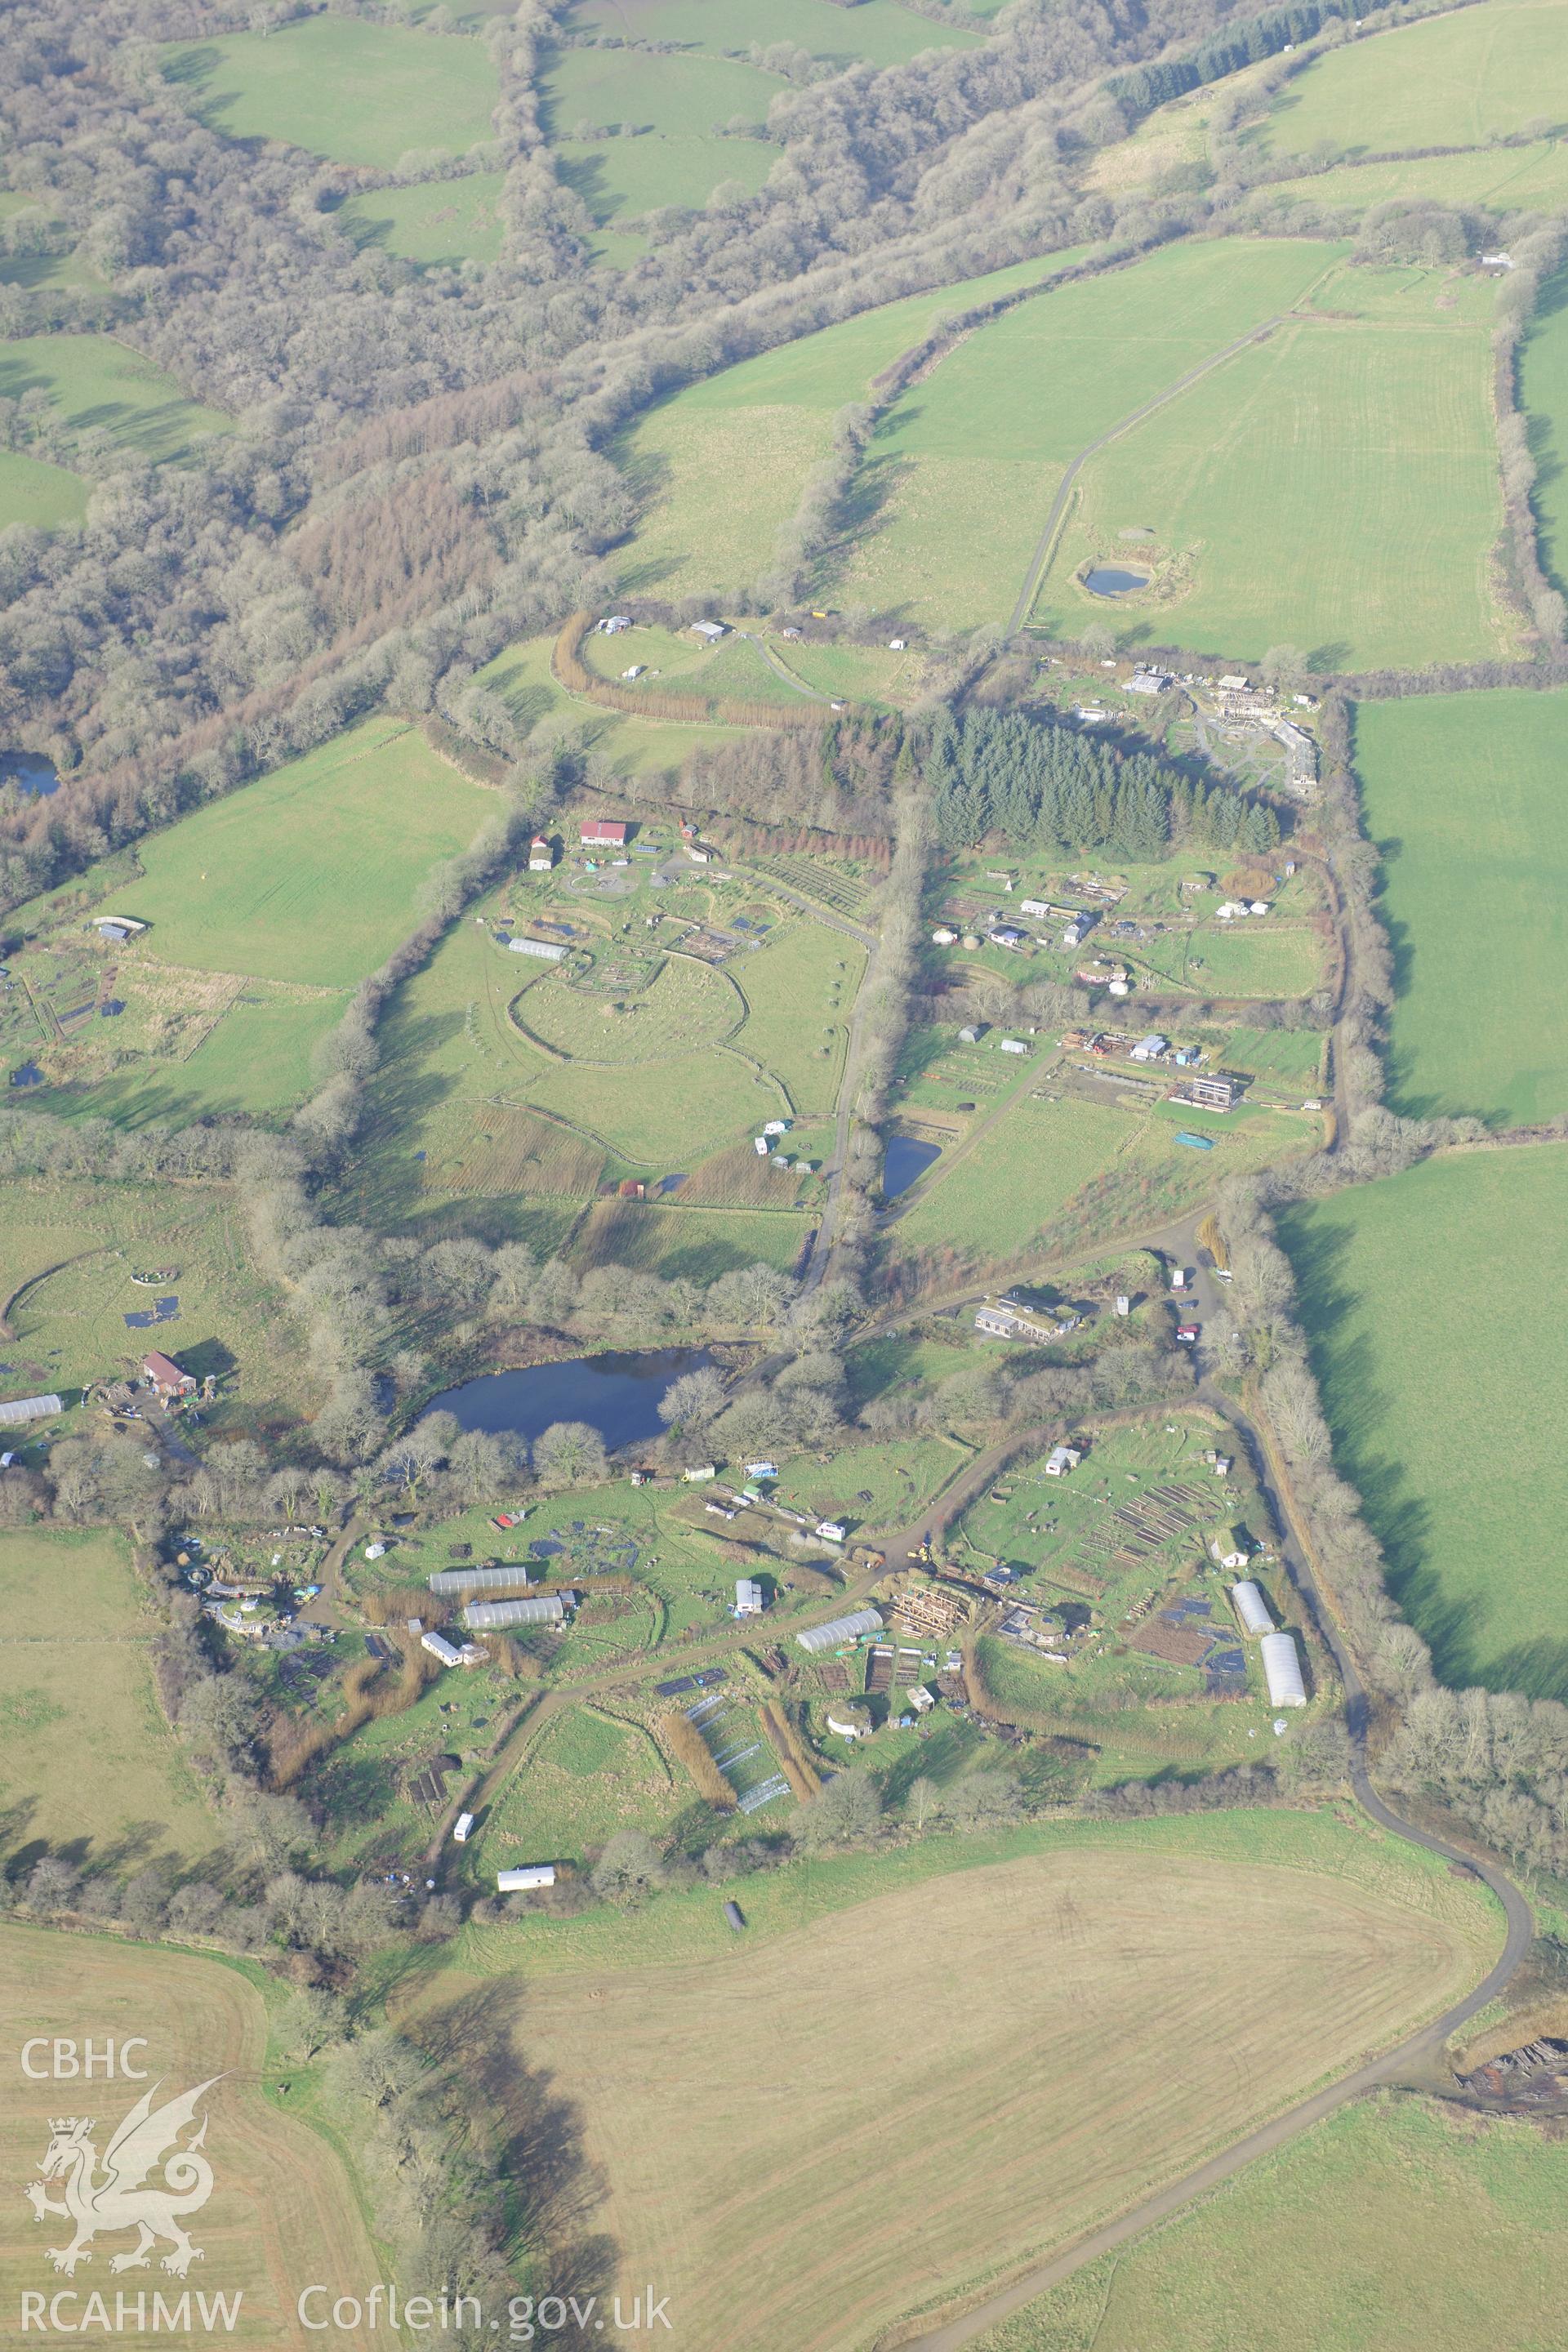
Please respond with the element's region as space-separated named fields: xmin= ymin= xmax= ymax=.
xmin=497 ymin=1866 xmax=556 ymax=1891
xmin=1260 ymin=1630 xmax=1307 ymax=1707
xmin=1230 ymin=1580 xmax=1274 ymax=1637
xmin=1045 ymin=1445 xmax=1083 ymax=1477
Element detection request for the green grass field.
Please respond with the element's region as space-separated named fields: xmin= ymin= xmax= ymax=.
xmin=557 ymin=129 xmax=777 ymax=223
xmin=0 ymin=334 xmax=229 ymax=466
xmin=1250 ymin=0 xmax=1568 ymax=160
xmin=574 ymin=1197 xmax=811 ymax=1276
xmin=341 ymin=877 xmax=851 ymax=1232
xmin=34 ymin=982 xmax=347 ymax=1131
xmin=890 ymin=1089 xmax=1308 ymax=1271
xmin=567 ymin=0 xmax=983 ymax=68
xmin=0 ymin=1172 xmax=321 ymax=1428
xmin=1032 ymin=306 xmax=1507 ymax=669
xmin=1353 ymin=689 xmax=1568 ymax=1125
xmin=1266 ymin=137 xmax=1568 ymax=218
xmin=475 ymin=630 xmax=746 ymax=772
xmin=836 ymin=236 xmax=1339 ymax=628
xmin=96 ymin=719 xmax=492 ymax=990
xmin=518 ymin=954 xmax=743 ymax=1061
xmin=779 ymin=1433 xmax=970 ymax=1528
xmin=486 ymin=1704 xmax=675 ymax=1865
xmin=541 ymin=42 xmax=780 ymax=137
xmin=337 ymin=171 xmax=506 ymax=268
xmin=1520 ymin=261 xmax=1568 ymax=599
xmin=0 ymin=1528 xmax=220 ymax=1865
xmin=975 ymin=2094 xmax=1568 ymax=2352
xmin=0 ymin=446 xmax=88 ymax=532
xmin=579 ymin=617 xmax=804 ymax=708
xmin=1282 ymin=1142 xmax=1568 ymax=1699
xmin=729 ymin=919 xmax=864 ymax=1114
xmin=162 ymin=19 xmax=501 ymax=168
xmin=1132 ymin=915 xmax=1328 ymax=998
xmin=616 ymin=248 xmax=1089 ymax=599
xmin=525 ymin=1044 xmax=777 ymax=1161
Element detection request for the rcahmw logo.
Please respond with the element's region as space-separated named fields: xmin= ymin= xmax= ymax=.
xmin=17 ymin=2051 xmax=243 ymax=2335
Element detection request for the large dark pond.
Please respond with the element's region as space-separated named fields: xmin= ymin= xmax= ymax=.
xmin=1083 ymin=568 xmax=1149 ymax=598
xmin=883 ymin=1135 xmax=942 ymax=1198
xmin=429 ymin=1348 xmax=717 ymax=1452
xmin=0 ymin=751 xmax=60 ymax=796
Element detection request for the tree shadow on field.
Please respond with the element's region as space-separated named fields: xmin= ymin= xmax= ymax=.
xmin=1277 ymin=1205 xmax=1426 ymax=1540
xmin=831 ymin=449 xmax=913 ymax=547
xmin=1525 ymin=263 xmax=1568 ymax=599
xmin=416 ymin=1980 xmax=620 ymax=2298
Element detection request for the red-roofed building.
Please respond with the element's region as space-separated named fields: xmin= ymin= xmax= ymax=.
xmin=143 ymin=1351 xmax=197 ymax=1404
xmin=580 ymin=820 xmax=628 ymax=848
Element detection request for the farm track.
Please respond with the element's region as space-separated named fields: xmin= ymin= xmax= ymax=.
xmin=736 ymin=630 xmax=835 ymax=703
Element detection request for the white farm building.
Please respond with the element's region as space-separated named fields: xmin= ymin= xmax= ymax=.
xmin=1230 ymin=1580 xmax=1274 ymax=1637
xmin=497 ymin=1866 xmax=556 ymax=1892
xmin=1260 ymin=1631 xmax=1307 ymax=1708
xmin=796 ymin=1606 xmax=882 ymax=1655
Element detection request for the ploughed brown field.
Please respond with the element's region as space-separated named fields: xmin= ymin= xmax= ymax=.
xmin=449 ymin=1836 xmax=1496 ymax=2351
xmin=0 ymin=1927 xmax=377 ymax=2349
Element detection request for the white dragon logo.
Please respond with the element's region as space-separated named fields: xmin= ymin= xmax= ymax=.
xmin=24 ymin=2078 xmax=221 ymax=2278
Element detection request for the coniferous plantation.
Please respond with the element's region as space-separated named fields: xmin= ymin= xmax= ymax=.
xmin=0 ymin=2 xmax=1565 ymax=2348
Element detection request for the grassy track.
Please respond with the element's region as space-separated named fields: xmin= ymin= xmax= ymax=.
xmin=163 ymin=19 xmax=500 ymax=167
xmin=568 ymin=0 xmax=983 ymax=67
xmin=0 ymin=335 xmax=229 ymax=465
xmin=1248 ymin=0 xmax=1568 ymax=159
xmin=337 ymin=171 xmax=506 ymax=268
xmin=0 ymin=1530 xmax=220 ymax=1864
xmin=835 ymin=237 xmax=1339 ymax=628
xmin=616 ymin=249 xmax=1089 ymax=599
xmin=1282 ymin=1143 xmax=1568 ymax=1699
xmin=421 ymin=1811 xmax=1496 ymax=2352
xmin=973 ymin=2093 xmax=1568 ymax=2352
xmin=1354 ymin=689 xmax=1568 ymax=1124
xmin=0 ymin=1923 xmax=381 ymax=2343
xmin=96 ymin=719 xmax=492 ymax=990
xmin=1033 ymin=310 xmax=1506 ymax=669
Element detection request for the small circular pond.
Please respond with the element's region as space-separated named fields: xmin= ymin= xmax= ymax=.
xmin=1083 ymin=568 xmax=1149 ymax=598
